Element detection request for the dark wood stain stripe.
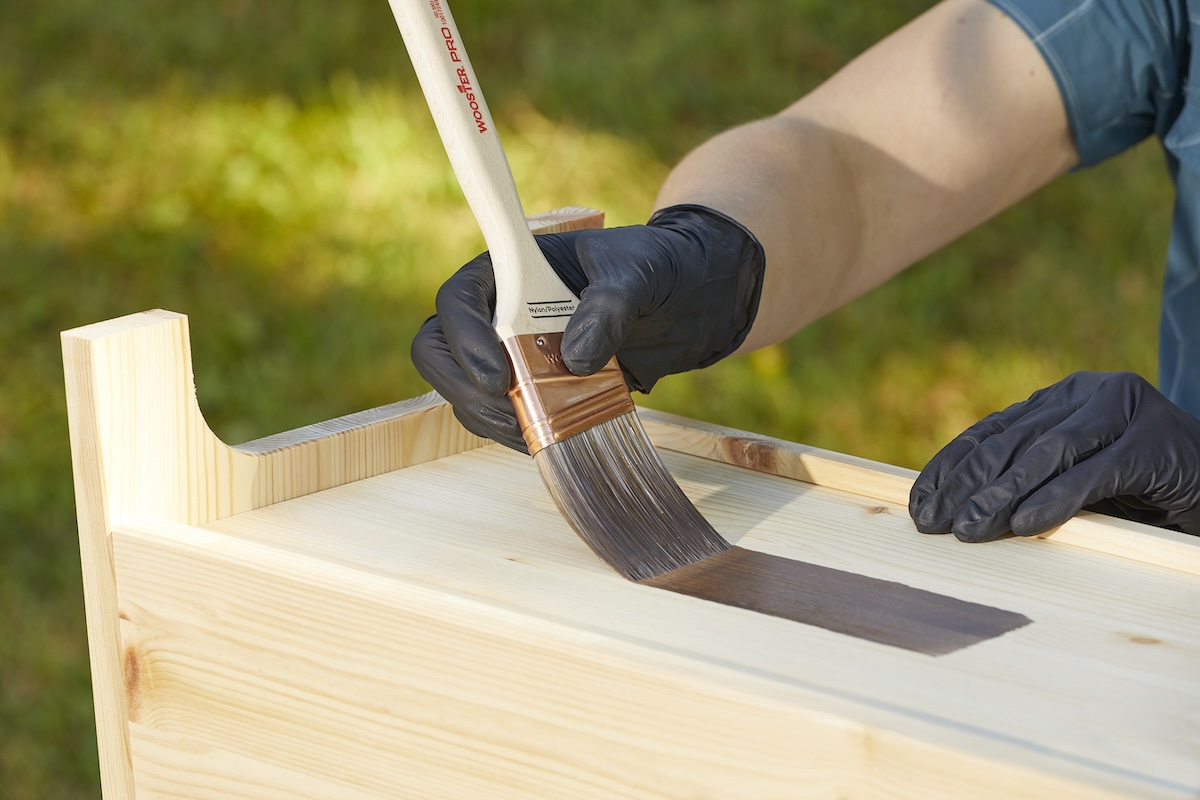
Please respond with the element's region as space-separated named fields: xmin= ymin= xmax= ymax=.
xmin=641 ymin=547 xmax=1031 ymax=656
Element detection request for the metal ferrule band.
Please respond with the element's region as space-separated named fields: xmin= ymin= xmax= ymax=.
xmin=502 ymin=332 xmax=634 ymax=455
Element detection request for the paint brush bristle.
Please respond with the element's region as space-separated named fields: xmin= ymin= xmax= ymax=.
xmin=503 ymin=331 xmax=729 ymax=581
xmin=534 ymin=412 xmax=731 ymax=581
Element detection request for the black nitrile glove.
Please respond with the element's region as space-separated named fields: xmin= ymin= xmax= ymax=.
xmin=909 ymin=371 xmax=1200 ymax=541
xmin=410 ymin=204 xmax=766 ymax=452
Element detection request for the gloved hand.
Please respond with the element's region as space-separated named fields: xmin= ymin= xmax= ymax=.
xmin=909 ymin=370 xmax=1200 ymax=541
xmin=410 ymin=204 xmax=766 ymax=452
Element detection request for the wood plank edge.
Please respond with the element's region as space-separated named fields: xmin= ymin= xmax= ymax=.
xmin=637 ymin=407 xmax=916 ymax=505
xmin=637 ymin=407 xmax=1200 ymax=577
xmin=234 ymin=391 xmax=472 ymax=454
xmin=61 ymin=325 xmax=139 ymax=799
xmin=60 ymin=307 xmax=185 ymax=340
xmin=526 ymin=206 xmax=604 ymax=234
xmin=232 ymin=392 xmax=491 ymax=511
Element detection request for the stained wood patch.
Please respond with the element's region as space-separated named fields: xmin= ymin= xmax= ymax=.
xmin=643 ymin=546 xmax=1031 ymax=656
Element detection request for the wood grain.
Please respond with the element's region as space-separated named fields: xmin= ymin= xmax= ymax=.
xmin=113 ymin=516 xmax=1149 ymax=799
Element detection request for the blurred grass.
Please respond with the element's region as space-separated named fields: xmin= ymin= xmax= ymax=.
xmin=0 ymin=0 xmax=1172 ymax=796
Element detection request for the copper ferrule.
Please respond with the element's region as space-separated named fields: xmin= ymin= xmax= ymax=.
xmin=502 ymin=332 xmax=635 ymax=456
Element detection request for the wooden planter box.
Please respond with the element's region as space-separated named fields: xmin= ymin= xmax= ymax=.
xmin=63 ymin=219 xmax=1199 ymax=799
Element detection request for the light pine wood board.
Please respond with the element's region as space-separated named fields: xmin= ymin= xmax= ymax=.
xmin=66 ymin=311 xmax=1200 ymax=800
xmin=62 ymin=221 xmax=1199 ymax=797
xmin=176 ymin=443 xmax=1198 ymax=799
xmin=111 ymin=511 xmax=1162 ymax=800
xmin=59 ymin=210 xmax=601 ymax=799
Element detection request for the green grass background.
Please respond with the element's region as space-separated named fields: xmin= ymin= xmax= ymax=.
xmin=0 ymin=1 xmax=1172 ymax=795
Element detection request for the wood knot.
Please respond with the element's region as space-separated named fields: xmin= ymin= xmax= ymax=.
xmin=1125 ymin=634 xmax=1162 ymax=646
xmin=719 ymin=436 xmax=778 ymax=474
xmin=124 ymin=645 xmax=144 ymax=722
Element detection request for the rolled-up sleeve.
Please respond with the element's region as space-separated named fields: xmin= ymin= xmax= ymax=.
xmin=988 ymin=0 xmax=1188 ymax=168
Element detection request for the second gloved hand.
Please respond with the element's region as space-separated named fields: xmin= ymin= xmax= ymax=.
xmin=909 ymin=370 xmax=1200 ymax=540
xmin=411 ymin=204 xmax=766 ymax=451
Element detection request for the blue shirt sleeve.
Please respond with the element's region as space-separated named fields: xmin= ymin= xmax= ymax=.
xmin=987 ymin=0 xmax=1188 ymax=168
xmin=988 ymin=0 xmax=1200 ymax=416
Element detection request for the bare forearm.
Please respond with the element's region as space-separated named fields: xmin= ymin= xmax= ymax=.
xmin=656 ymin=0 xmax=1078 ymax=352
xmin=656 ymin=117 xmax=863 ymax=351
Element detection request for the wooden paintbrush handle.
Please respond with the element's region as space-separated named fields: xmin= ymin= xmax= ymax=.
xmin=386 ymin=0 xmax=580 ymax=339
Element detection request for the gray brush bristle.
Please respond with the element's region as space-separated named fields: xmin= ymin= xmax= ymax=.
xmin=533 ymin=411 xmax=731 ymax=581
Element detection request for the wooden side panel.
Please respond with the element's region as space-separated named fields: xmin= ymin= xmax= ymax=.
xmin=60 ymin=310 xmax=482 ymax=800
xmin=111 ymin=519 xmax=1131 ymax=800
xmin=193 ymin=444 xmax=1200 ymax=799
xmin=60 ymin=310 xmax=486 ymax=532
xmin=234 ymin=394 xmax=486 ymax=509
xmin=59 ymin=207 xmax=601 ymax=798
xmin=62 ymin=309 xmax=247 ymax=526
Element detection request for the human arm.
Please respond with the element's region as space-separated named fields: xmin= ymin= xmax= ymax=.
xmin=656 ymin=0 xmax=1077 ymax=352
xmin=412 ymin=0 xmax=1078 ymax=445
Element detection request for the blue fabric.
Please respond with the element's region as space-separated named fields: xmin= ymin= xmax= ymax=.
xmin=988 ymin=0 xmax=1200 ymax=415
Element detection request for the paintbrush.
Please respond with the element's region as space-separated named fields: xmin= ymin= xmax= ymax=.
xmin=386 ymin=0 xmax=729 ymax=580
